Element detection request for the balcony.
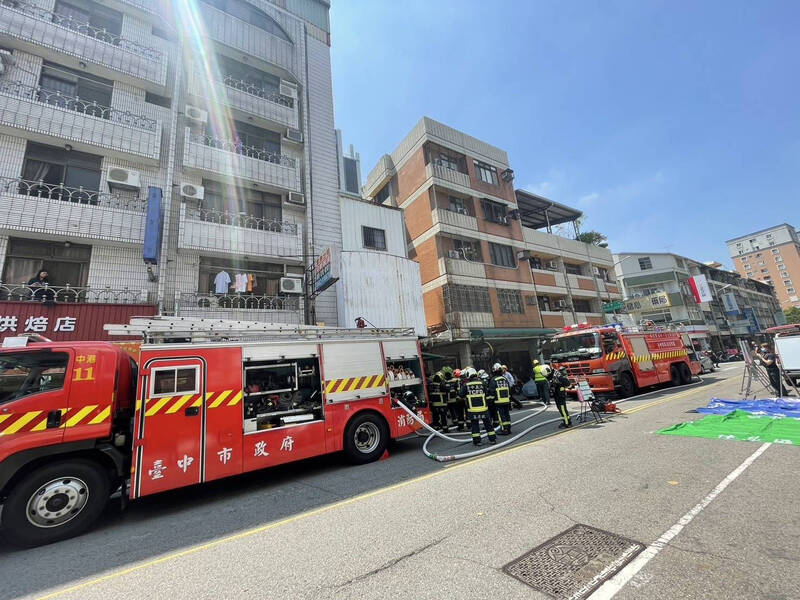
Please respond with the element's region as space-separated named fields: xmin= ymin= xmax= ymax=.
xmin=199 ymin=2 xmax=296 ymax=77
xmin=178 ymin=204 xmax=302 ymax=260
xmin=439 ymin=257 xmax=485 ymax=279
xmin=175 ymin=292 xmax=303 ymax=325
xmin=432 ymin=208 xmax=478 ymax=231
xmin=0 ymin=283 xmax=151 ymax=304
xmin=0 ymin=177 xmax=147 ymax=243
xmin=183 ymin=128 xmax=301 ymax=192
xmin=0 ymin=1 xmax=167 ymax=87
xmin=448 ymin=311 xmax=495 ymax=330
xmin=0 ymin=81 xmax=161 ymax=163
xmin=426 ymin=162 xmax=470 ymax=189
xmin=188 ymin=69 xmax=298 ymax=130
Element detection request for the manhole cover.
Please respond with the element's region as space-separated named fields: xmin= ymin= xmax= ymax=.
xmin=503 ymin=524 xmax=644 ymax=599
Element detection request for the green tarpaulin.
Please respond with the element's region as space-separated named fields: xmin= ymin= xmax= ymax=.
xmin=657 ymin=410 xmax=800 ymax=446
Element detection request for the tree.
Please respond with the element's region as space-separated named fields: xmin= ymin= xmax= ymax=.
xmin=785 ymin=307 xmax=800 ymax=324
xmin=575 ymin=230 xmax=607 ymax=246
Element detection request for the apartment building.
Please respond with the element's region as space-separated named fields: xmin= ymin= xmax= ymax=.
xmin=363 ymin=117 xmax=622 ymax=375
xmin=726 ymin=224 xmax=800 ymax=310
xmin=614 ymin=252 xmax=782 ymax=351
xmin=0 ymin=0 xmax=339 ymax=339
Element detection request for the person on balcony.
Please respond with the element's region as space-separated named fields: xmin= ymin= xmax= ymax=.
xmin=27 ymin=270 xmax=54 ymax=304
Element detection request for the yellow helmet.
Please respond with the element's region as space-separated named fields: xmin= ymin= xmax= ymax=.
xmin=533 ymin=359 xmax=540 ymax=365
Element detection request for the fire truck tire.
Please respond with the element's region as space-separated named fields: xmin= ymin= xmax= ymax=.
xmin=669 ymin=365 xmax=681 ymax=387
xmin=679 ymin=363 xmax=693 ymax=384
xmin=618 ymin=372 xmax=637 ymax=398
xmin=1 ymin=459 xmax=110 ymax=548
xmin=343 ymin=412 xmax=389 ymax=465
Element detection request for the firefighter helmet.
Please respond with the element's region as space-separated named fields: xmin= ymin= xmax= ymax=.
xmin=492 ymin=362 xmax=502 ymax=373
xmin=441 ymin=366 xmax=454 ymax=379
xmin=533 ymin=359 xmax=540 ymax=365
xmin=453 ymin=368 xmax=462 ymax=378
xmin=463 ymin=367 xmax=477 ymax=379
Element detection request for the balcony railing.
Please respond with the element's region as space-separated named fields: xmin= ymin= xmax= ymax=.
xmin=0 ymin=80 xmax=158 ymax=131
xmin=1 ymin=176 xmax=147 ymax=211
xmin=0 ymin=0 xmax=162 ymax=61
xmin=221 ymin=76 xmax=293 ymax=108
xmin=177 ymin=292 xmax=301 ymax=311
xmin=0 ymin=283 xmax=151 ymax=304
xmin=188 ymin=206 xmax=298 ymax=235
xmin=188 ymin=131 xmax=296 ymax=168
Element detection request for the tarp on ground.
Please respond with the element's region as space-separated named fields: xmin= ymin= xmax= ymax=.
xmin=697 ymin=397 xmax=800 ymax=418
xmin=657 ymin=410 xmax=800 ymax=445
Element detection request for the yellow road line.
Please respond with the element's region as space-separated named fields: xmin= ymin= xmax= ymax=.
xmin=34 ymin=376 xmax=732 ymax=600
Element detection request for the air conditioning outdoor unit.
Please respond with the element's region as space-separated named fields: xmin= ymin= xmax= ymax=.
xmin=279 ymin=276 xmax=303 ymax=294
xmin=284 ymin=128 xmax=303 ymax=143
xmin=556 ymin=299 xmax=568 ymax=309
xmin=507 ymin=208 xmax=520 ymax=220
xmin=447 ymin=250 xmax=461 ymax=259
xmin=180 ymin=182 xmax=204 ymax=200
xmin=279 ymin=80 xmax=298 ymax=99
xmin=106 ymin=167 xmax=141 ymax=191
xmin=185 ymin=104 xmax=208 ymax=123
xmin=286 ymin=192 xmax=305 ymax=206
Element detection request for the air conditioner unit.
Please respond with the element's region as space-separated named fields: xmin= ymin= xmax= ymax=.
xmin=497 ymin=215 xmax=509 ymax=225
xmin=286 ymin=192 xmax=305 ymax=206
xmin=185 ymin=104 xmax=208 ymax=123
xmin=106 ymin=167 xmax=141 ymax=191
xmin=447 ymin=250 xmax=461 ymax=259
xmin=279 ymin=276 xmax=303 ymax=294
xmin=180 ymin=182 xmax=204 ymax=200
xmin=556 ymin=299 xmax=568 ymax=309
xmin=546 ymin=260 xmax=558 ymax=270
xmin=507 ymin=208 xmax=520 ymax=220
xmin=279 ymin=80 xmax=298 ymax=99
xmin=455 ymin=207 xmax=468 ymax=215
xmin=284 ymin=128 xmax=303 ymax=143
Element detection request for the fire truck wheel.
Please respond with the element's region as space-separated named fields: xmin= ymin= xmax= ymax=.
xmin=1 ymin=459 xmax=110 ymax=548
xmin=343 ymin=412 xmax=389 ymax=465
xmin=618 ymin=372 xmax=636 ymax=398
xmin=679 ymin=363 xmax=693 ymax=385
xmin=669 ymin=365 xmax=681 ymax=387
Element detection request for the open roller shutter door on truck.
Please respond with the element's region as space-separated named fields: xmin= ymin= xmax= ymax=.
xmin=382 ymin=340 xmax=419 ymax=360
xmin=323 ymin=341 xmax=386 ymax=403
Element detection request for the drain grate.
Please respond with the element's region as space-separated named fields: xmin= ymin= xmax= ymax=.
xmin=503 ymin=524 xmax=644 ymax=599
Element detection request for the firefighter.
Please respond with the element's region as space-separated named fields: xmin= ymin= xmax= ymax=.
xmin=460 ymin=367 xmax=496 ymax=445
xmin=428 ymin=370 xmax=450 ymax=431
xmin=477 ymin=369 xmax=498 ymax=428
xmin=489 ymin=363 xmax=512 ymax=434
xmin=532 ymin=359 xmax=552 ymax=406
xmin=443 ymin=366 xmax=465 ymax=431
xmin=552 ymin=367 xmax=572 ymax=428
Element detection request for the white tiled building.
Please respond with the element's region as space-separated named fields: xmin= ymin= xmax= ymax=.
xmin=0 ymin=0 xmax=340 ymax=334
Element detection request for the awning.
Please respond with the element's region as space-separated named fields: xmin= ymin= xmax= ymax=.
xmin=421 ymin=351 xmax=448 ymax=360
xmin=514 ymin=189 xmax=582 ymax=230
xmin=470 ymin=328 xmax=557 ymax=341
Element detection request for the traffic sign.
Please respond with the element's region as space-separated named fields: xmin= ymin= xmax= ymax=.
xmin=602 ymin=301 xmax=624 ymax=313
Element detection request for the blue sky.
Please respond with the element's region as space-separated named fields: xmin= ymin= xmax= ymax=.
xmin=330 ymin=0 xmax=799 ymax=268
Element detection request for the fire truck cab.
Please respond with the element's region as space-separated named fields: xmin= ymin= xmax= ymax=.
xmin=0 ymin=318 xmax=429 ymax=547
xmin=542 ymin=323 xmax=701 ymax=397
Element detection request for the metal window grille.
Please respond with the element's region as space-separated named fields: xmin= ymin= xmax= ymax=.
xmin=443 ymin=284 xmax=492 ymax=313
xmin=638 ymin=257 xmax=653 ymax=270
xmin=489 ymin=242 xmax=515 ymax=268
xmin=362 ymin=226 xmax=386 ymax=251
xmin=473 ymin=160 xmax=499 ymax=185
xmin=497 ymin=288 xmax=524 ymax=314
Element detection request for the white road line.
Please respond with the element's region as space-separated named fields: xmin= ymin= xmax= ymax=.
xmin=590 ymin=442 xmax=771 ymax=599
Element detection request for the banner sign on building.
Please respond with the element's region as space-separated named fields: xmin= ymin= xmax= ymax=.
xmin=742 ymin=308 xmax=760 ymax=334
xmin=721 ymin=292 xmax=740 ymax=315
xmin=688 ymin=275 xmax=713 ymax=304
xmin=312 ymin=246 xmax=339 ymax=296
xmin=622 ymin=292 xmax=671 ymax=313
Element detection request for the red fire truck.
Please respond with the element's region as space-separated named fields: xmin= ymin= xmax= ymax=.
xmin=542 ymin=323 xmax=702 ymax=398
xmin=0 ymin=317 xmax=430 ymax=547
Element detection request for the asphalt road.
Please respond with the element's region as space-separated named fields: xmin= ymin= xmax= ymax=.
xmin=4 ymin=362 xmax=797 ymax=600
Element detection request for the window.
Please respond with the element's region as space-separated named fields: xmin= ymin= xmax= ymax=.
xmin=489 ymin=243 xmax=515 ymax=268
xmin=771 ymin=249 xmax=780 ymax=254
xmin=784 ymin=280 xmax=793 ymax=287
xmin=443 ymin=284 xmax=492 ymax=313
xmin=595 ymin=266 xmax=609 ymax=281
xmin=761 ymin=269 xmax=769 ymax=273
xmin=778 ymin=264 xmax=786 ymax=270
xmin=448 ymin=196 xmax=469 ymax=215
xmin=564 ymin=263 xmax=583 ymax=276
xmin=201 ymin=179 xmax=282 ymax=228
xmin=766 ymin=233 xmax=773 ymax=238
xmin=374 ymin=182 xmax=392 ymax=205
xmin=740 ymin=256 xmax=747 ymax=261
xmin=21 ymin=142 xmax=102 ymax=202
xmin=452 ymin=238 xmax=481 ymax=261
xmin=38 ymin=62 xmax=113 ymax=115
xmin=54 ymin=0 xmax=122 ymax=37
xmin=572 ymin=299 xmax=593 ymax=312
xmin=638 ymin=257 xmax=653 ymax=270
xmin=782 ymin=272 xmax=790 ymax=278
xmin=675 ymin=258 xmax=685 ymax=268
xmin=1 ymin=238 xmax=91 ymax=288
xmin=755 ymin=253 xmax=762 ymax=257
xmin=202 ymin=0 xmax=291 ymax=42
xmin=0 ymin=351 xmax=69 ymax=404
xmin=151 ymin=367 xmax=199 ymax=397
xmin=208 ymin=120 xmax=281 ymax=155
xmin=538 ymin=296 xmax=551 ymax=311
xmin=776 ymin=256 xmax=783 ymax=262
xmin=481 ymin=199 xmax=507 ymax=224
xmin=497 ymin=289 xmax=524 ymax=314
xmin=362 ymin=226 xmax=387 ymax=251
xmin=343 ymin=157 xmax=359 ymax=194
xmin=473 ymin=160 xmax=499 ymax=185
xmin=788 ymin=288 xmax=795 ymax=294
xmin=145 ymin=91 xmax=171 ymax=108
xmin=745 ymin=272 xmax=753 ymax=277
xmin=425 ymin=143 xmax=466 ymax=173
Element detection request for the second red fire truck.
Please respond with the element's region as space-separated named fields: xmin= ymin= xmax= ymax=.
xmin=0 ymin=317 xmax=430 ymax=547
xmin=543 ymin=323 xmax=702 ymax=398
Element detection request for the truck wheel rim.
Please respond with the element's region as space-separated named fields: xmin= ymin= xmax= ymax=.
xmin=26 ymin=477 xmax=89 ymax=528
xmin=354 ymin=422 xmax=380 ymax=453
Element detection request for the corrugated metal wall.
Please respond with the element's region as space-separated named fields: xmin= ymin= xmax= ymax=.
xmin=339 ymin=197 xmax=406 ymax=258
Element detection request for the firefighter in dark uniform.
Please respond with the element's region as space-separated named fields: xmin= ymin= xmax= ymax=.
xmin=428 ymin=370 xmax=450 ymax=431
xmin=488 ymin=362 xmax=512 ymax=435
xmin=479 ymin=369 xmax=498 ymax=428
xmin=442 ymin=366 xmax=465 ymax=431
xmin=460 ymin=368 xmax=496 ymax=445
xmin=551 ymin=367 xmax=573 ymax=428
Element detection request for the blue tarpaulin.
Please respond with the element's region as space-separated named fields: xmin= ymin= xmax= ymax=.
xmin=698 ymin=398 xmax=800 ymax=418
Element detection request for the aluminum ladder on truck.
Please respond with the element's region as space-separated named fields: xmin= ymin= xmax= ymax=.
xmin=104 ymin=315 xmax=417 ymax=344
